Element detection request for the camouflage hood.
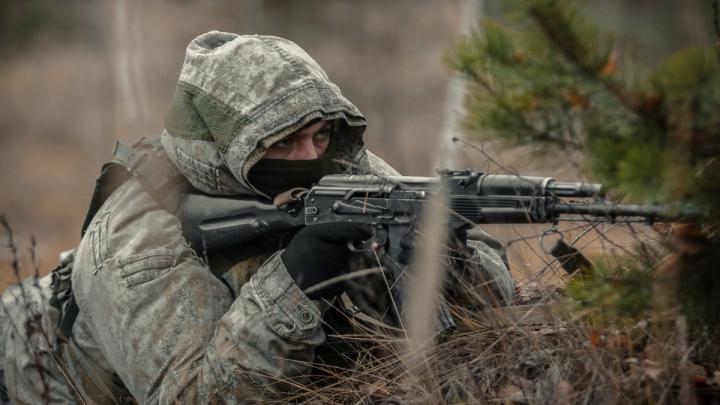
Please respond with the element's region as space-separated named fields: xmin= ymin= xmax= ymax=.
xmin=161 ymin=31 xmax=367 ymax=196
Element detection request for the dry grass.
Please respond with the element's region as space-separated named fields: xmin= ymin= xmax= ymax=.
xmin=262 ymin=216 xmax=718 ymax=405
xmin=267 ymin=284 xmax=711 ymax=404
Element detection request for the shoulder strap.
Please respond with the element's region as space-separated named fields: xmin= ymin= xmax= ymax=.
xmin=80 ymin=162 xmax=130 ymax=236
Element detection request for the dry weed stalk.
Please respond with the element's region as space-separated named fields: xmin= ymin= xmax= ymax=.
xmin=0 ymin=216 xmax=87 ymax=404
xmin=0 ymin=216 xmax=51 ymax=402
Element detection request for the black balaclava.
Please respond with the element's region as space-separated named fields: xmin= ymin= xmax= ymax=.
xmin=248 ymin=151 xmax=341 ymax=198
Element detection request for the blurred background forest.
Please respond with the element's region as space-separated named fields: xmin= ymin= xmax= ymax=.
xmin=0 ymin=0 xmax=713 ymax=283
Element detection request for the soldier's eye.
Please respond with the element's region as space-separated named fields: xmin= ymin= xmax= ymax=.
xmin=271 ymin=139 xmax=292 ymax=149
xmin=313 ymin=130 xmax=331 ymax=143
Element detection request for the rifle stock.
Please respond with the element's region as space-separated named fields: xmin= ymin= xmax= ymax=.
xmin=181 ymin=193 xmax=303 ymax=254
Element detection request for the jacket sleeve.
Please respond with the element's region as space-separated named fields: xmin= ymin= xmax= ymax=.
xmin=458 ymin=235 xmax=516 ymax=308
xmin=353 ymin=149 xmax=401 ymax=177
xmin=71 ymin=178 xmax=325 ymax=404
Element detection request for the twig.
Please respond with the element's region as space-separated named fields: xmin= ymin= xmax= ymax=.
xmin=302 ymin=268 xmax=384 ymax=297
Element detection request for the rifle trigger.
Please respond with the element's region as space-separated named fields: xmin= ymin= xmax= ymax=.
xmin=347 ymin=228 xmax=384 ymax=253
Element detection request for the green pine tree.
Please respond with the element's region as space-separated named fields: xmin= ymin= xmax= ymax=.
xmin=454 ymin=0 xmax=720 ymax=365
xmin=454 ymin=0 xmax=720 ymax=207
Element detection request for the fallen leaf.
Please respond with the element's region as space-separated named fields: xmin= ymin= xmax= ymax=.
xmin=588 ymin=329 xmax=602 ymax=347
xmin=606 ymin=332 xmax=631 ymax=352
xmin=496 ymin=384 xmax=525 ymax=404
xmin=644 ymin=359 xmax=664 ymax=381
xmin=689 ymin=363 xmax=708 ymax=386
xmin=690 ymin=374 xmax=708 ymax=385
xmin=598 ymin=50 xmax=619 ymax=77
xmin=562 ymin=88 xmax=589 ymax=111
xmin=555 ymin=379 xmax=574 ymax=405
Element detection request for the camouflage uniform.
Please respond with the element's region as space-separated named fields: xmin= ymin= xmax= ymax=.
xmin=0 ymin=32 xmax=514 ymax=404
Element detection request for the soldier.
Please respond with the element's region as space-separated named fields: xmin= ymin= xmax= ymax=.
xmin=0 ymin=31 xmax=514 ymax=403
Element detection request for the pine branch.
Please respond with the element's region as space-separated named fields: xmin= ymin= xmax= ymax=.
xmin=455 ymin=25 xmax=586 ymax=151
xmin=526 ymin=0 xmax=649 ymax=120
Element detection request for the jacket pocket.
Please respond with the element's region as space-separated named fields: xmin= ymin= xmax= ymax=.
xmin=251 ymin=253 xmax=323 ymax=340
xmin=118 ymin=248 xmax=179 ymax=288
xmin=89 ymin=211 xmax=111 ymax=272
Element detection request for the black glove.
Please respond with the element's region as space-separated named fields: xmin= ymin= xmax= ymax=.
xmin=282 ymin=222 xmax=373 ymax=300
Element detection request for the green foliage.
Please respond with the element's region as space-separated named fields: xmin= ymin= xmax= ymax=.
xmin=456 ymin=0 xmax=720 ymax=365
xmin=453 ymin=0 xmax=720 ymax=210
xmin=566 ymin=255 xmax=654 ymax=323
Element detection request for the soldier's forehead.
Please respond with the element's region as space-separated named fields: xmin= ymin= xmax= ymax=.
xmin=289 ymin=120 xmax=332 ymax=136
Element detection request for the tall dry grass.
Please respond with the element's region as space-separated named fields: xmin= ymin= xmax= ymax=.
xmin=268 ymin=241 xmax=701 ymax=404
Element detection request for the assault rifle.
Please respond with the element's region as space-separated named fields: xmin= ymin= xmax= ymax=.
xmin=181 ymin=170 xmax=700 ymax=333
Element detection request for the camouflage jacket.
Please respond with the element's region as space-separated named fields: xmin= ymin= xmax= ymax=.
xmin=0 ymin=32 xmax=514 ymax=404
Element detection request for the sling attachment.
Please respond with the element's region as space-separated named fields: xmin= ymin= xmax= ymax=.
xmin=273 ymin=187 xmax=308 ymax=209
xmin=52 ymin=137 xmax=191 ymax=340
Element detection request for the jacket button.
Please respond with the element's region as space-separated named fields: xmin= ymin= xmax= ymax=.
xmin=299 ymin=309 xmax=314 ymax=323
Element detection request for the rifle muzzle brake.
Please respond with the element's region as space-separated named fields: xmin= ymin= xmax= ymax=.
xmin=477 ymin=175 xmax=603 ymax=198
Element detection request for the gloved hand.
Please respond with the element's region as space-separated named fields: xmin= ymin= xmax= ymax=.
xmin=282 ymin=222 xmax=373 ymax=300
